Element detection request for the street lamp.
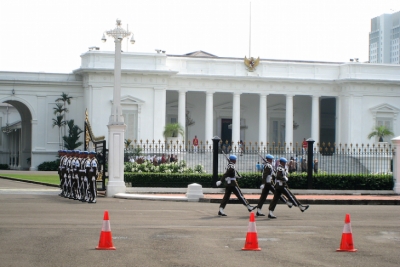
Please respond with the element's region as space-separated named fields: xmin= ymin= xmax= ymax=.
xmin=101 ymin=19 xmax=134 ymax=197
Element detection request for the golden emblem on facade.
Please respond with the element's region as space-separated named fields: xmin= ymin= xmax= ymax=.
xmin=244 ymin=56 xmax=260 ymax=72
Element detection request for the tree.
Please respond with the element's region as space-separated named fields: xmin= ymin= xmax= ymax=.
xmin=55 ymin=93 xmax=73 ymax=139
xmin=367 ymin=125 xmax=394 ymax=142
xmin=163 ymin=123 xmax=184 ymax=138
xmin=52 ymin=115 xmax=66 ymax=149
xmin=62 ymin=120 xmax=83 ymax=150
xmin=52 ymin=103 xmax=68 ymax=149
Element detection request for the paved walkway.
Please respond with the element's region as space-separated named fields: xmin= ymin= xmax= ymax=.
xmin=120 ymin=187 xmax=400 ymax=205
xmin=1 ymin=170 xmax=399 ymax=205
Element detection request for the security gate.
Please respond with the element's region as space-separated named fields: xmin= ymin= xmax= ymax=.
xmin=83 ymin=110 xmax=107 ymax=191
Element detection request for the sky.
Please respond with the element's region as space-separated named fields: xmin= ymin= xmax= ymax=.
xmin=1 ymin=0 xmax=400 ymax=73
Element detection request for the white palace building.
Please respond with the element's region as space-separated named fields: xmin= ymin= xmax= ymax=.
xmin=1 ymin=50 xmax=400 ymax=170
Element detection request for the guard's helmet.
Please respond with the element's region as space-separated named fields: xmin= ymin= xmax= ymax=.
xmin=279 ymin=157 xmax=288 ymax=163
xmin=229 ymin=155 xmax=237 ymax=161
xmin=265 ymin=154 xmax=274 ymax=160
xmin=89 ymin=151 xmax=97 ymax=155
xmin=83 ymin=151 xmax=89 ymax=155
xmin=66 ymin=150 xmax=72 ymax=154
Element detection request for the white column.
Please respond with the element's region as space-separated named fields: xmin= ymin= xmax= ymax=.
xmin=106 ymin=123 xmax=126 ymax=197
xmin=311 ymin=95 xmax=320 ymax=146
xmin=30 ymin=119 xmax=38 ymax=171
xmin=258 ymin=93 xmax=267 ymax=147
xmin=205 ymin=91 xmax=214 ymax=146
xmin=10 ymin=133 xmax=15 ymax=168
xmin=178 ymin=90 xmax=186 ymax=142
xmin=335 ymin=95 xmax=341 ymax=145
xmin=232 ymin=92 xmax=241 ymax=147
xmin=18 ymin=129 xmax=22 ymax=169
xmin=392 ymin=136 xmax=400 ymax=194
xmin=107 ymin=37 xmax=126 ymax=196
xmin=285 ymin=94 xmax=294 ymax=151
xmin=109 ymin=38 xmax=124 ymax=124
xmin=153 ymin=88 xmax=166 ymax=142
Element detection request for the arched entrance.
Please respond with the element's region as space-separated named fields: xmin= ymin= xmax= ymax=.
xmin=1 ymin=100 xmax=32 ymax=170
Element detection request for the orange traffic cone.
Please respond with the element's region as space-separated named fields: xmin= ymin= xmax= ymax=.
xmin=336 ymin=213 xmax=357 ymax=252
xmin=96 ymin=210 xmax=116 ymax=250
xmin=242 ymin=212 xmax=261 ymax=251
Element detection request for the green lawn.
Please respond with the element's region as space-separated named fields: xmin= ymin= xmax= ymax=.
xmin=0 ymin=174 xmax=60 ymax=185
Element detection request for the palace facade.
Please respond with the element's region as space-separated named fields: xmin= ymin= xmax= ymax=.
xmin=1 ymin=50 xmax=399 ymax=170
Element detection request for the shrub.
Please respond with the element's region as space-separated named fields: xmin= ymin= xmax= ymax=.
xmin=124 ymin=161 xmax=206 ymax=174
xmin=0 ymin=164 xmax=9 ymax=170
xmin=38 ymin=160 xmax=60 ymax=171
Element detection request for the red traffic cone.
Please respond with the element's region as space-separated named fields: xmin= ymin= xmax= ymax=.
xmin=242 ymin=212 xmax=261 ymax=251
xmin=96 ymin=210 xmax=116 ymax=250
xmin=336 ymin=213 xmax=357 ymax=252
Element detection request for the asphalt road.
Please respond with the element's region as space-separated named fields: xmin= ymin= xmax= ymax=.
xmin=0 ymin=178 xmax=399 ymax=267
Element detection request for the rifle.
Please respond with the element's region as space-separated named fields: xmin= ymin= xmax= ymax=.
xmin=221 ymin=150 xmax=242 ymax=178
xmin=257 ymin=152 xmax=269 ymax=165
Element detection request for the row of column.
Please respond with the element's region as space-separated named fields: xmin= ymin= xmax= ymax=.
xmin=173 ymin=91 xmax=321 ymax=150
xmin=5 ymin=129 xmax=21 ymax=169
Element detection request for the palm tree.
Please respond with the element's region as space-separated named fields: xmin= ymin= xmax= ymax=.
xmin=52 ymin=115 xmax=66 ymax=149
xmin=367 ymin=125 xmax=394 ymax=142
xmin=56 ymin=93 xmax=73 ymax=139
xmin=163 ymin=123 xmax=184 ymax=138
xmin=53 ymin=103 xmax=68 ymax=116
xmin=53 ymin=103 xmax=68 ymax=149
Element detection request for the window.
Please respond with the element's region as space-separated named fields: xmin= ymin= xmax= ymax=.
xmin=122 ymin=110 xmax=138 ymax=142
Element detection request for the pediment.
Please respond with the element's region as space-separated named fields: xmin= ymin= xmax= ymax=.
xmin=370 ymin=103 xmax=399 ymax=117
xmin=119 ymin=95 xmax=145 ymax=105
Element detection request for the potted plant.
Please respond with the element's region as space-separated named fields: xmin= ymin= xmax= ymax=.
xmin=163 ymin=123 xmax=185 ymax=148
xmin=163 ymin=123 xmax=184 ymax=145
xmin=367 ymin=125 xmax=394 ymax=142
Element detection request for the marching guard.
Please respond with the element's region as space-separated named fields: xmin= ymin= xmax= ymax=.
xmin=71 ymin=150 xmax=80 ymax=200
xmin=58 ymin=150 xmax=66 ymax=196
xmin=63 ymin=150 xmax=73 ymax=198
xmin=79 ymin=151 xmax=89 ymax=202
xmin=253 ymin=154 xmax=293 ymax=216
xmin=216 ymin=154 xmax=254 ymax=216
xmin=87 ymin=151 xmax=98 ymax=203
xmin=268 ymin=157 xmax=309 ymax=219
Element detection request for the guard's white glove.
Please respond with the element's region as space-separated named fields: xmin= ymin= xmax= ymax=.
xmin=260 ymin=184 xmax=264 ymax=190
xmin=216 ymin=181 xmax=222 ymax=187
xmin=284 ymin=177 xmax=288 ymax=182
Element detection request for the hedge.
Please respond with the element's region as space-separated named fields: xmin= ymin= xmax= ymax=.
xmin=124 ymin=172 xmax=393 ymax=190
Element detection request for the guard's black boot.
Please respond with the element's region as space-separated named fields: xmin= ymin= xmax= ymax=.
xmin=268 ymin=210 xmax=277 ymax=219
xmin=300 ymin=205 xmax=309 ymax=212
xmin=218 ymin=208 xmax=227 ymax=216
xmin=256 ymin=208 xmax=265 ymax=216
